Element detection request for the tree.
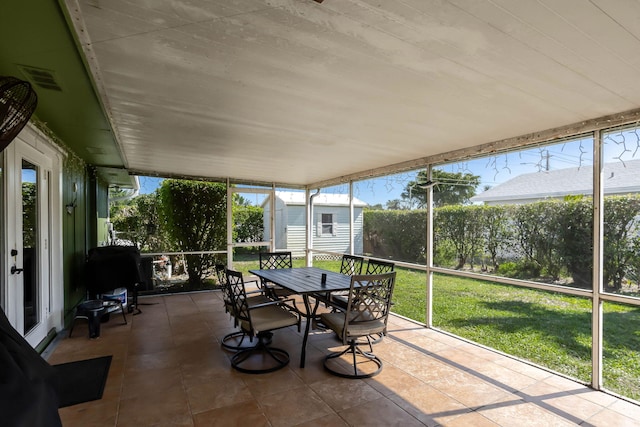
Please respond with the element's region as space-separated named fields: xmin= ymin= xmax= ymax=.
xmin=481 ymin=205 xmax=512 ymax=271
xmin=233 ymin=204 xmax=264 ymax=243
xmin=435 ymin=205 xmax=484 ymax=269
xmin=385 ymin=199 xmax=404 ymax=210
xmin=511 ymin=201 xmax=565 ymax=280
xmin=22 ymin=183 xmax=36 ymax=248
xmin=401 ymin=170 xmax=480 ymax=208
xmin=110 ymin=192 xmax=166 ymax=251
xmin=158 ymin=179 xmax=227 ymax=288
xmin=556 ymin=197 xmax=592 ymax=288
xmin=602 ymin=196 xmax=640 ymax=291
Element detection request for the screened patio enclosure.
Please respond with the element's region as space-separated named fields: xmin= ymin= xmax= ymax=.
xmin=3 ymin=0 xmax=640 ymax=405
xmin=195 ymin=115 xmax=640 ymax=402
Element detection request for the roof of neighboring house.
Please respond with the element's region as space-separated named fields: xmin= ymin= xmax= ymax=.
xmin=274 ymin=191 xmax=368 ymax=207
xmin=471 ymin=159 xmax=640 ymax=204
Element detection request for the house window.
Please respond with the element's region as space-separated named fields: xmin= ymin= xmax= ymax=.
xmin=321 ymin=213 xmax=334 ymax=236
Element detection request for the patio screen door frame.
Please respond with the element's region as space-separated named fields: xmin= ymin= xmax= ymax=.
xmin=226 ymin=184 xmax=274 ymax=267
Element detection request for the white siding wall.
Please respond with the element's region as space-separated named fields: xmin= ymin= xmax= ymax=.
xmin=275 ymin=199 xmax=287 ymax=250
xmin=284 ymin=205 xmax=306 ymax=257
xmin=263 ymin=197 xmax=288 ymax=249
xmin=353 ymin=208 xmax=364 ymax=254
xmin=310 ymin=206 xmax=363 ymax=255
xmin=267 ymin=194 xmax=365 ymax=257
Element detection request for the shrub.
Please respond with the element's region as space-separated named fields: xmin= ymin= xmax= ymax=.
xmin=497 ymin=261 xmax=518 ymax=278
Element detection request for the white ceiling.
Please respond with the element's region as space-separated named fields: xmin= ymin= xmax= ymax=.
xmin=66 ymin=0 xmax=640 ymax=187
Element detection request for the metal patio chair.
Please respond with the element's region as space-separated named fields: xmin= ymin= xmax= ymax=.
xmin=226 ymin=269 xmax=301 ymax=374
xmin=328 ymin=254 xmax=365 ymax=308
xmin=215 ymin=264 xmax=271 ymax=351
xmin=320 ymin=271 xmax=396 ymax=379
xmin=258 ymin=251 xmax=297 ymax=300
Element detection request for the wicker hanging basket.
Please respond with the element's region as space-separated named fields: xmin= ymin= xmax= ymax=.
xmin=0 ymin=76 xmax=38 ymax=150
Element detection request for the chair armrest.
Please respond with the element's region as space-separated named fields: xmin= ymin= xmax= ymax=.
xmin=247 ymin=298 xmax=296 ymax=311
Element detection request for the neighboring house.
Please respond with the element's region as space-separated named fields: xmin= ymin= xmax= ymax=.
xmin=263 ymin=192 xmax=367 ymax=257
xmin=471 ymin=160 xmax=640 ymax=205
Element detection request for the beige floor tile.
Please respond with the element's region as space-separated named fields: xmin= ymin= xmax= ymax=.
xmin=442 ymin=410 xmax=500 ymax=426
xmin=256 ymin=385 xmax=334 ymax=427
xmin=185 ymin=373 xmax=254 ymax=414
xmin=389 ymin=384 xmax=470 ymax=426
xmin=192 ymin=400 xmax=269 ymax=427
xmin=58 ymin=397 xmax=119 ymax=427
xmin=120 ymin=366 xmax=183 ymax=400
xmin=242 ymin=366 xmax=306 ymax=397
xmin=124 ymin=348 xmax=182 ymax=372
xmin=541 ymin=391 xmax=607 ymax=421
xmin=364 ymin=364 xmax=426 ymax=396
xmin=337 ymin=396 xmax=424 ymax=426
xmin=478 ymin=400 xmax=581 ymax=427
xmin=463 ymin=360 xmax=539 ymax=392
xmin=310 ymin=376 xmax=383 ymax=411
xmin=608 ymin=398 xmax=640 ymax=420
xmin=44 ymin=291 xmax=639 ymax=427
xmin=293 ymin=413 xmax=349 ymax=426
xmin=428 ymin=370 xmax=514 ymax=408
xmin=586 ymin=407 xmax=640 ymax=426
xmin=117 ymin=393 xmax=192 ymax=427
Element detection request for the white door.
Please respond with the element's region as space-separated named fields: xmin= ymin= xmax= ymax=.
xmin=3 ymin=139 xmax=52 ymax=347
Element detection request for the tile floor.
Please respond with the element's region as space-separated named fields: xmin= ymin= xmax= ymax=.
xmin=47 ymin=290 xmax=640 ymax=426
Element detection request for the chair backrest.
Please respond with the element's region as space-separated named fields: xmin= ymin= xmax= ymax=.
xmin=215 ymin=264 xmax=231 ymax=303
xmin=226 ymin=269 xmax=251 ymax=328
xmin=340 ymin=254 xmax=364 ymax=275
xmin=259 ymin=252 xmax=292 ymax=270
xmin=215 ymin=264 xmax=227 ymax=285
xmin=341 ymin=272 xmax=396 ymax=341
xmin=365 ymin=259 xmax=395 ymax=274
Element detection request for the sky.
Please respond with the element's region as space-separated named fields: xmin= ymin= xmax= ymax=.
xmin=133 ymin=146 xmax=586 ymax=207
xmin=138 ymin=176 xmax=164 ymax=195
xmin=134 ymin=128 xmax=639 ymax=207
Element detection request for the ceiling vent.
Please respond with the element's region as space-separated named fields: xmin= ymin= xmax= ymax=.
xmin=18 ymin=65 xmax=62 ymax=92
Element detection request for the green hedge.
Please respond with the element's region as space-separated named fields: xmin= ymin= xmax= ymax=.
xmin=364 ymin=195 xmax=640 ymax=291
xmin=364 ymin=209 xmax=426 ymax=263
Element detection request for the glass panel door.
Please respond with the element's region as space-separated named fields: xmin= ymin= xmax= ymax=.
xmin=3 ymin=139 xmax=51 ymax=347
xmin=21 ymin=159 xmax=38 ymax=334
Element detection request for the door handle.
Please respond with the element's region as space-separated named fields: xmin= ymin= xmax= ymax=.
xmin=11 ymin=265 xmax=23 ymax=275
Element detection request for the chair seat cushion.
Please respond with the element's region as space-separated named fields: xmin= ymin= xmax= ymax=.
xmin=320 ymin=311 xmax=385 ymax=338
xmin=242 ymin=305 xmax=298 ymax=334
xmin=329 ymin=293 xmax=348 ymax=309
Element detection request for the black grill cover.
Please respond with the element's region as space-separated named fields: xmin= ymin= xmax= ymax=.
xmin=85 ymin=246 xmax=143 ymax=296
xmin=0 ymin=307 xmax=61 ymax=426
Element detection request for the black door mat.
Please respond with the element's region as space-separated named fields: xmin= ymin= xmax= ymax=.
xmin=53 ymin=355 xmax=112 ymax=408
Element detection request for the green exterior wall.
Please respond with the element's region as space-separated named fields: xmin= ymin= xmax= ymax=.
xmin=61 ymin=154 xmax=90 ymax=326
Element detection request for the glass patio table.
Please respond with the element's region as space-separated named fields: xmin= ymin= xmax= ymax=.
xmin=249 ymin=267 xmax=351 ymax=368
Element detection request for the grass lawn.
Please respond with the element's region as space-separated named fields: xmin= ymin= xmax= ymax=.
xmin=238 ymin=259 xmax=640 ymax=401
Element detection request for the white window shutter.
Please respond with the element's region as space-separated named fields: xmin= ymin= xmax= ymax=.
xmin=317 ymin=222 xmax=322 ymax=237
xmin=332 ymin=222 xmax=338 ymax=236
